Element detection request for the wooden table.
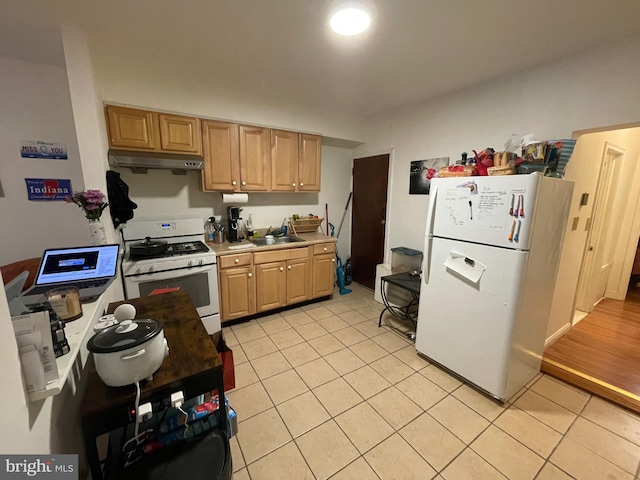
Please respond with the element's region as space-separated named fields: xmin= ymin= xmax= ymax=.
xmin=81 ymin=290 xmax=226 ymax=480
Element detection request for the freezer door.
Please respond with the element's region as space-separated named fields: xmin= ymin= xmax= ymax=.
xmin=430 ymin=175 xmax=542 ymax=250
xmin=416 ymin=237 xmax=528 ymax=399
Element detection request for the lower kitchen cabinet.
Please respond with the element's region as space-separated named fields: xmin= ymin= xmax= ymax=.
xmin=255 ymin=262 xmax=287 ymax=312
xmin=287 ymin=257 xmax=312 ymax=304
xmin=218 ymin=243 xmax=333 ymax=323
xmin=312 ymin=243 xmax=336 ymax=298
xmin=219 ymin=266 xmax=255 ymax=322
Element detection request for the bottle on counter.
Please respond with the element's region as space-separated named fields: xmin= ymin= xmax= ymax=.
xmin=246 ymin=214 xmax=253 ymax=238
xmin=204 ymin=217 xmax=215 ymax=242
xmin=237 ymin=218 xmax=245 ymax=240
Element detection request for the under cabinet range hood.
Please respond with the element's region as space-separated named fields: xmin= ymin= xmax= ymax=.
xmin=108 ymin=150 xmax=204 ymax=175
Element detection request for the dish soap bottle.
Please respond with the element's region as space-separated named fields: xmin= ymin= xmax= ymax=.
xmin=246 ymin=214 xmax=254 ymax=238
xmin=204 ymin=217 xmax=215 ymax=242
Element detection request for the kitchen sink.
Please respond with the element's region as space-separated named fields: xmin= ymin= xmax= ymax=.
xmin=248 ymin=236 xmax=305 ymax=246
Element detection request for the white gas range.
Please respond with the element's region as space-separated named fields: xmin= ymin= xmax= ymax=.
xmin=121 ymin=218 xmax=220 ymax=334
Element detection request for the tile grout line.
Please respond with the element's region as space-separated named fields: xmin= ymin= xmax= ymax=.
xmin=231 ymin=293 xmax=630 ymax=479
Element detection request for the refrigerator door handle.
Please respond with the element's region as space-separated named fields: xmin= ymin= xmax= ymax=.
xmin=424 ymin=184 xmax=439 ymax=237
xmin=422 ymin=184 xmax=439 ymax=284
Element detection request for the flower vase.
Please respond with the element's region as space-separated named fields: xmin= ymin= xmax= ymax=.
xmin=87 ymin=219 xmax=107 ymax=245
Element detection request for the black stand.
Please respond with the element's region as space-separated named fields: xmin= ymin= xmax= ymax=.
xmin=378 ymin=272 xmax=421 ymax=341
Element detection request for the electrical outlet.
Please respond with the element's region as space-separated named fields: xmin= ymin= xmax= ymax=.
xmin=137 ymin=402 xmax=153 ymax=423
xmin=170 ymin=391 xmax=185 ymax=408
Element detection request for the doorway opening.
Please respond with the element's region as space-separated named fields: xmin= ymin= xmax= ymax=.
xmin=542 ymin=123 xmax=640 ymax=413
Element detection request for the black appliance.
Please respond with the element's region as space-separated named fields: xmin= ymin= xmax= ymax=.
xmin=227 ymin=206 xmax=241 ymax=243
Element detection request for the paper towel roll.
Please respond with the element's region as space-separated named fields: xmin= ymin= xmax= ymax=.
xmin=222 ymin=193 xmax=249 ymax=204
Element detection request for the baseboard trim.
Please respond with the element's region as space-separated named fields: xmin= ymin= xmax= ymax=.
xmin=545 ymin=322 xmax=571 ymax=348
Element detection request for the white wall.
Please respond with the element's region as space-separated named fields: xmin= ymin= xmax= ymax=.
xmin=355 ymin=34 xmax=640 ymax=340
xmin=0 ymin=56 xmax=87 ymax=265
xmin=0 ymin=54 xmax=94 ymax=474
xmin=115 ymin=144 xmax=354 ymax=257
xmin=62 ymin=26 xmax=120 ymax=246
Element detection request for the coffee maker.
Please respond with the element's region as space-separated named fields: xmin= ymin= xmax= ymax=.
xmin=227 ymin=206 xmax=242 ymax=243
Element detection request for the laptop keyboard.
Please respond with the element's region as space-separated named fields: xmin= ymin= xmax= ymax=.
xmin=25 ymin=279 xmax=109 ymax=296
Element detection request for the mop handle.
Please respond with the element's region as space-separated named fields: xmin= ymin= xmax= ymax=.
xmin=336 ymin=192 xmax=353 ymax=239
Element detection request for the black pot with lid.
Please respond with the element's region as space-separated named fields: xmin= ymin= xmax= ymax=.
xmin=129 ymin=236 xmax=168 ymax=257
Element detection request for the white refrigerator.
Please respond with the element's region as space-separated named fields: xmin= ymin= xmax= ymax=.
xmin=415 ymin=173 xmax=574 ymax=401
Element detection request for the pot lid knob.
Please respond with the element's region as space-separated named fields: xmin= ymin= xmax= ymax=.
xmin=116 ymin=320 xmax=138 ymax=334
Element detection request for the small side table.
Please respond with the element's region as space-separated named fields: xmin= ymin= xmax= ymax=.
xmin=379 ymin=272 xmax=421 ymax=340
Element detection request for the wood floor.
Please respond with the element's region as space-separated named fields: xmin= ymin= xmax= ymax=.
xmin=542 ymin=283 xmax=640 ymax=413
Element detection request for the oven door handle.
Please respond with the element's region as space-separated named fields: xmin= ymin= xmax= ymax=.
xmin=126 ymin=263 xmax=216 ymax=282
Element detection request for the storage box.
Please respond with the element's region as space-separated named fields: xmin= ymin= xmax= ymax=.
xmin=391 ymin=247 xmax=423 ymax=274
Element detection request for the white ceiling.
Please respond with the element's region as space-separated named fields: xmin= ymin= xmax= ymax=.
xmin=3 ymin=0 xmax=640 ymax=117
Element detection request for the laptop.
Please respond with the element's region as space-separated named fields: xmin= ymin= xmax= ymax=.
xmin=19 ymin=244 xmax=120 ymax=305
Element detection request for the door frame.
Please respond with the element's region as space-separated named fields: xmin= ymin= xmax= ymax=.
xmin=574 ymin=142 xmax=626 ymax=315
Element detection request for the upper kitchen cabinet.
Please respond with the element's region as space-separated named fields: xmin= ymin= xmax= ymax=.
xmin=239 ymin=125 xmax=270 ymax=191
xmin=271 ymin=129 xmax=298 ymax=192
xmin=299 ymin=134 xmax=322 ymax=191
xmin=105 ymin=105 xmax=201 ymax=155
xmin=158 ymin=114 xmax=202 ymax=154
xmin=271 ymin=131 xmax=322 ymax=192
xmin=201 ymin=120 xmax=240 ymax=192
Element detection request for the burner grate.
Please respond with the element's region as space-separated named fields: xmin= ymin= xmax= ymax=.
xmin=128 ymin=241 xmax=210 ymax=260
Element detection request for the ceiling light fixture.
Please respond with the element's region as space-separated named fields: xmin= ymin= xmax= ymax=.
xmin=329 ymin=1 xmax=372 ymax=36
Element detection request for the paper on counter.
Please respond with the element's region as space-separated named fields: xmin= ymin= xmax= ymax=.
xmin=444 ymin=251 xmax=486 ymax=284
xmin=12 ymin=310 xmax=59 ymax=388
xmin=227 ymin=243 xmax=256 ymax=250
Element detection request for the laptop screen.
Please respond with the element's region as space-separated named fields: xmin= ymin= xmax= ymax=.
xmin=35 ymin=244 xmax=120 ymax=286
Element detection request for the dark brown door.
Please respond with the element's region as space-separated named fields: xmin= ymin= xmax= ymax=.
xmin=351 ymin=154 xmax=389 ymax=289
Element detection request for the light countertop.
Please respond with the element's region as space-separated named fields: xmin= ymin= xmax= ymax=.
xmin=207 ymin=232 xmax=336 ymax=256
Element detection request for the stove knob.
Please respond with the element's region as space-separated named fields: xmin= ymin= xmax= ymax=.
xmin=188 ymin=260 xmax=192 ymax=268
xmin=148 ymin=265 xmax=154 ymax=273
xmin=136 ymin=267 xmax=142 ymax=275
xmin=199 ymin=259 xmax=204 ymax=266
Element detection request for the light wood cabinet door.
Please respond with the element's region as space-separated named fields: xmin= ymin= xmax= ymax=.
xmin=299 ymin=134 xmax=322 ymax=192
xmin=159 ymin=114 xmax=202 ymax=154
xmin=255 ymin=262 xmax=287 ymax=312
xmin=106 ymin=106 xmax=159 ymax=151
xmin=239 ymin=125 xmax=270 ymax=191
xmin=201 ymin=120 xmax=240 ymax=192
xmin=287 ymin=257 xmax=312 ymax=304
xmin=219 ymin=266 xmax=255 ymax=322
xmin=271 ymin=130 xmax=298 ymax=192
xmin=313 ymin=253 xmax=335 ymax=298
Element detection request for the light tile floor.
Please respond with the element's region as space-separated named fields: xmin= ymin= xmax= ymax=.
xmin=224 ymin=284 xmax=640 ymax=480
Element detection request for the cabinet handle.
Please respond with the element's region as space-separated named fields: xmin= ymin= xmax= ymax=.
xmin=234 ymin=258 xmax=240 ymax=264
xmin=292 ymin=183 xmax=296 ymax=187
xmin=300 ymin=183 xmax=304 ymax=187
xmin=279 ymin=267 xmax=284 ymax=272
xmin=232 ymin=180 xmax=237 ymax=186
xmin=323 ymin=247 xmax=327 ymax=252
xmin=287 ymin=265 xmax=292 ymax=270
xmin=242 ymin=181 xmax=246 ymax=186
xmin=331 ymin=258 xmax=335 ymax=263
xmin=248 ymin=273 xmax=252 ymax=278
